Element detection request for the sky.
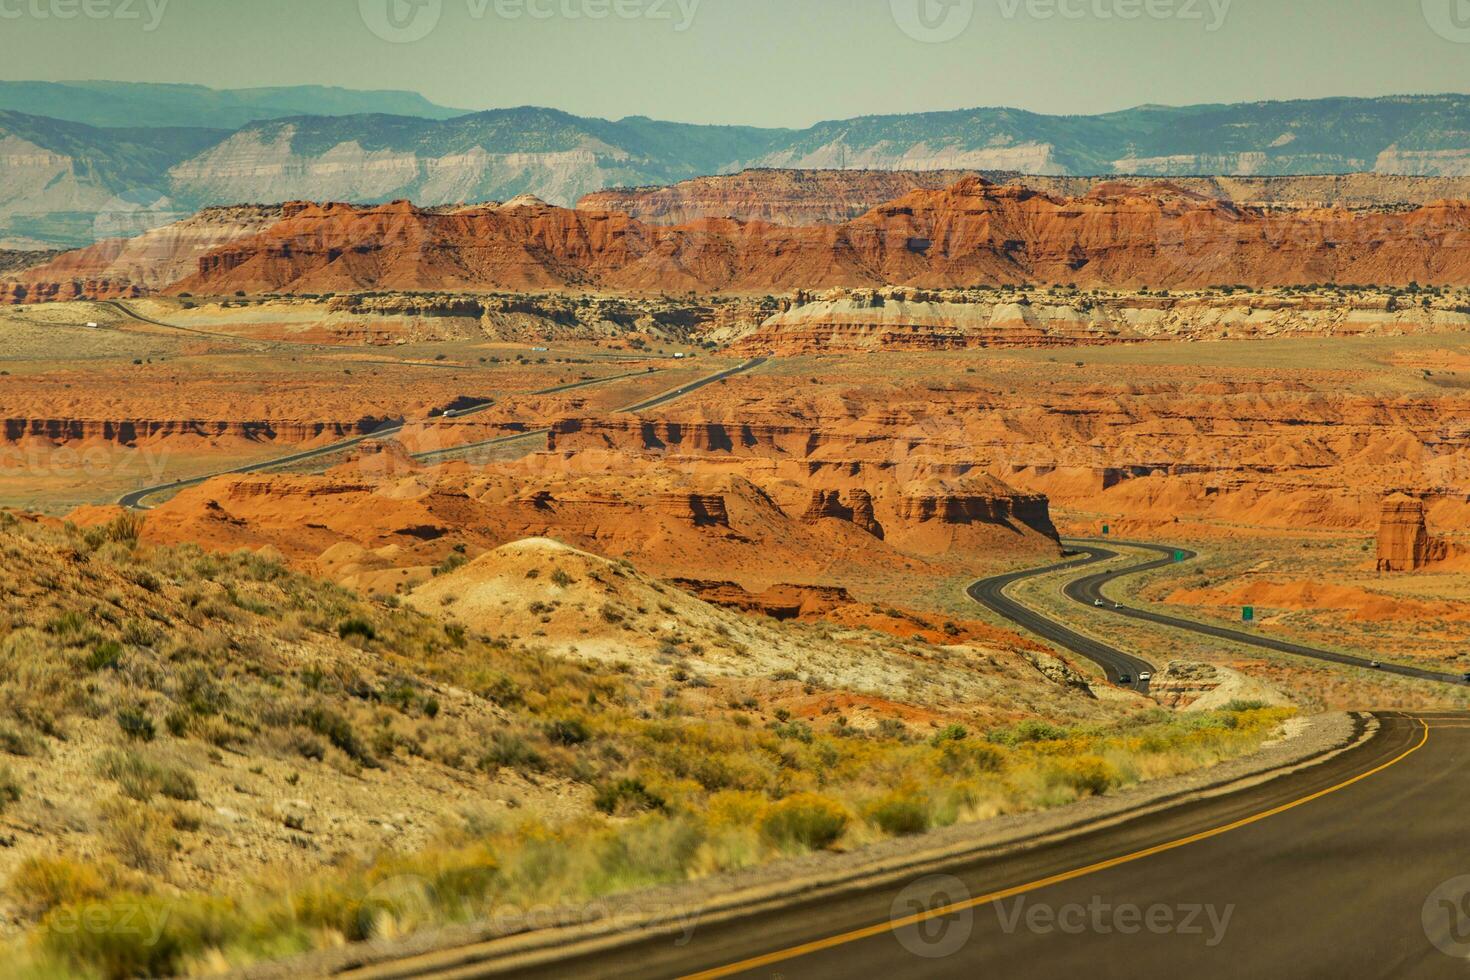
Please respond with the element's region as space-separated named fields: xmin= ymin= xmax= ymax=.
xmin=0 ymin=0 xmax=1466 ymax=127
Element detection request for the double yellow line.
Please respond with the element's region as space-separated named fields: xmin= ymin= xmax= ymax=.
xmin=684 ymin=718 xmax=1430 ymax=979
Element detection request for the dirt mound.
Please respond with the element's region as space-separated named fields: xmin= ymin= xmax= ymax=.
xmin=407 ymin=537 xmax=769 ymax=666
xmin=1150 ymin=660 xmax=1293 ymax=711
xmin=405 ymin=537 xmax=1094 ymax=719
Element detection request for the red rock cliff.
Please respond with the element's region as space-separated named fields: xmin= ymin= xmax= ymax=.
xmin=1376 ymin=493 xmax=1452 ymax=571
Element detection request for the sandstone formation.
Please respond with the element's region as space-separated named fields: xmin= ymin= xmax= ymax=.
xmin=1 ymin=205 xmax=283 ymax=304
xmin=140 ymin=428 xmax=1062 ymax=592
xmin=1149 ymin=661 xmax=1291 ymax=711
xmin=13 ymin=177 xmax=1470 ymax=303
xmin=1376 ymin=493 xmax=1458 ymax=571
xmin=580 ymin=170 xmax=1470 ymax=227
xmin=155 ymin=181 xmax=1470 ymax=293
xmin=731 ymin=296 xmax=1135 ymax=352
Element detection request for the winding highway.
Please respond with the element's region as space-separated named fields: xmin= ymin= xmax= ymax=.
xmin=967 ymin=548 xmax=1155 ymax=687
xmin=969 ymin=538 xmax=1465 ymax=688
xmin=311 ymin=540 xmax=1470 ymax=980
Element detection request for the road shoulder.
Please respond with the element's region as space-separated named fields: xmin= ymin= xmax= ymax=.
xmin=239 ymin=711 xmax=1366 ymax=979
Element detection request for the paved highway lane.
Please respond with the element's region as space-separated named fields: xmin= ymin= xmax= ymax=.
xmin=967 ymin=547 xmax=1155 ymax=687
xmin=436 ymin=714 xmax=1470 ymax=980
xmin=412 ymin=358 xmax=767 ymax=463
xmin=119 ymin=359 xmax=766 ymax=509
xmin=117 ymin=369 xmax=656 ymax=510
xmin=1063 ymin=538 xmax=1465 ymax=686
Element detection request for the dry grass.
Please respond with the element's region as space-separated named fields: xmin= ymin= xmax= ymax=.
xmin=0 ymin=514 xmax=1295 ymax=978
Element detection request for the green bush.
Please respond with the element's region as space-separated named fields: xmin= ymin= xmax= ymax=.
xmin=301 ymin=707 xmax=375 ymax=766
xmin=0 ymin=766 xmax=21 ymax=813
xmin=929 ymin=724 xmax=968 ymax=746
xmin=116 ymin=707 xmax=155 ymax=743
xmin=1221 ymin=699 xmax=1269 ymax=713
xmin=87 ymin=641 xmax=124 ymax=673
xmin=544 ymin=718 xmax=590 ymax=747
xmin=337 ymin=618 xmax=377 ymax=642
xmin=478 ymin=731 xmax=544 ymax=771
xmin=97 ymin=750 xmax=198 ymax=803
xmin=760 ymin=793 xmax=848 ymax=852
xmin=593 ymin=778 xmax=665 ymax=816
xmin=865 ymin=790 xmax=931 ymax=836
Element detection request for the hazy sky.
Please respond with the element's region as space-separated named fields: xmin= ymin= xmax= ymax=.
xmin=0 ymin=0 xmax=1466 ymax=126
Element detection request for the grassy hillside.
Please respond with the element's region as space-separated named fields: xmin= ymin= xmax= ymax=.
xmin=0 ymin=515 xmax=1292 ymax=978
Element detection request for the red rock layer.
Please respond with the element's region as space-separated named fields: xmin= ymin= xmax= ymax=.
xmin=1376 ymin=493 xmax=1459 ymax=571
xmin=18 ymin=178 xmax=1470 ymax=301
xmin=1 ymin=418 xmax=393 ymax=446
xmin=579 ymin=170 xmax=1470 ymax=226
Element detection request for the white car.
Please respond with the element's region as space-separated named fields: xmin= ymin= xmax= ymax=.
xmin=1138 ymin=672 xmax=1153 ymax=683
xmin=1094 ymin=599 xmax=1105 ymax=607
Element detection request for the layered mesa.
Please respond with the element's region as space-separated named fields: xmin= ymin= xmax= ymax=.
xmin=9 ymin=177 xmax=1470 ymax=303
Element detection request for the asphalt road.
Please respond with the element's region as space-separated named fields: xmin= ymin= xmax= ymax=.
xmin=967 ymin=548 xmax=1155 ymax=688
xmin=411 ymin=357 xmax=767 ymax=463
xmin=349 ymin=713 xmax=1470 ymax=979
xmin=118 ymin=358 xmax=766 ymax=509
xmin=116 ymin=369 xmax=654 ymax=510
xmin=1063 ymin=538 xmax=1465 ymax=686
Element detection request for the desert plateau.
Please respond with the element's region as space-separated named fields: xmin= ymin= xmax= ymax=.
xmin=1 ymin=5 xmax=1469 ymax=979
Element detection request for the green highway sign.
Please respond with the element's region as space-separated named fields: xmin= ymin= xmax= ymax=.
xmin=1243 ymin=606 xmax=1255 ymax=623
xmin=1175 ymin=550 xmax=1186 ymax=562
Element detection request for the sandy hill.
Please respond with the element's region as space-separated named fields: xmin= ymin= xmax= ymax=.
xmin=407 ymin=537 xmax=1099 ymax=722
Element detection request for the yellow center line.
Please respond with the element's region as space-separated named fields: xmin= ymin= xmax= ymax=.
xmin=682 ymin=718 xmax=1431 ymax=980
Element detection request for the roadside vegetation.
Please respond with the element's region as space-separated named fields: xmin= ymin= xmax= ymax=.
xmin=0 ymin=513 xmax=1292 ymax=978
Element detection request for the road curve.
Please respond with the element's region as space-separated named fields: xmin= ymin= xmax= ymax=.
xmin=967 ymin=548 xmax=1155 ymax=687
xmin=1063 ymin=538 xmax=1465 ymax=685
xmin=338 ymin=713 xmax=1470 ymax=980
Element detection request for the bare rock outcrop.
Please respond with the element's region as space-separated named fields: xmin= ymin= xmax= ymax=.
xmin=1376 ymin=493 xmax=1455 ymax=571
xmin=17 ymin=177 xmax=1470 ymax=301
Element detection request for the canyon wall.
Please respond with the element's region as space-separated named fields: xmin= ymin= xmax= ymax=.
xmin=16 ymin=177 xmax=1470 ymax=301
xmin=581 ymin=171 xmax=1470 ymax=227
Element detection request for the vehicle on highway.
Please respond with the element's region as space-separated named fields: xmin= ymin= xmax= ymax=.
xmin=1370 ymin=660 xmax=1382 ymax=669
xmin=1464 ymin=671 xmax=1470 ymax=684
xmin=1118 ymin=673 xmax=1133 ymax=685
xmin=1094 ymin=599 xmax=1105 ymax=607
xmin=1139 ymin=671 xmax=1153 ymax=683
